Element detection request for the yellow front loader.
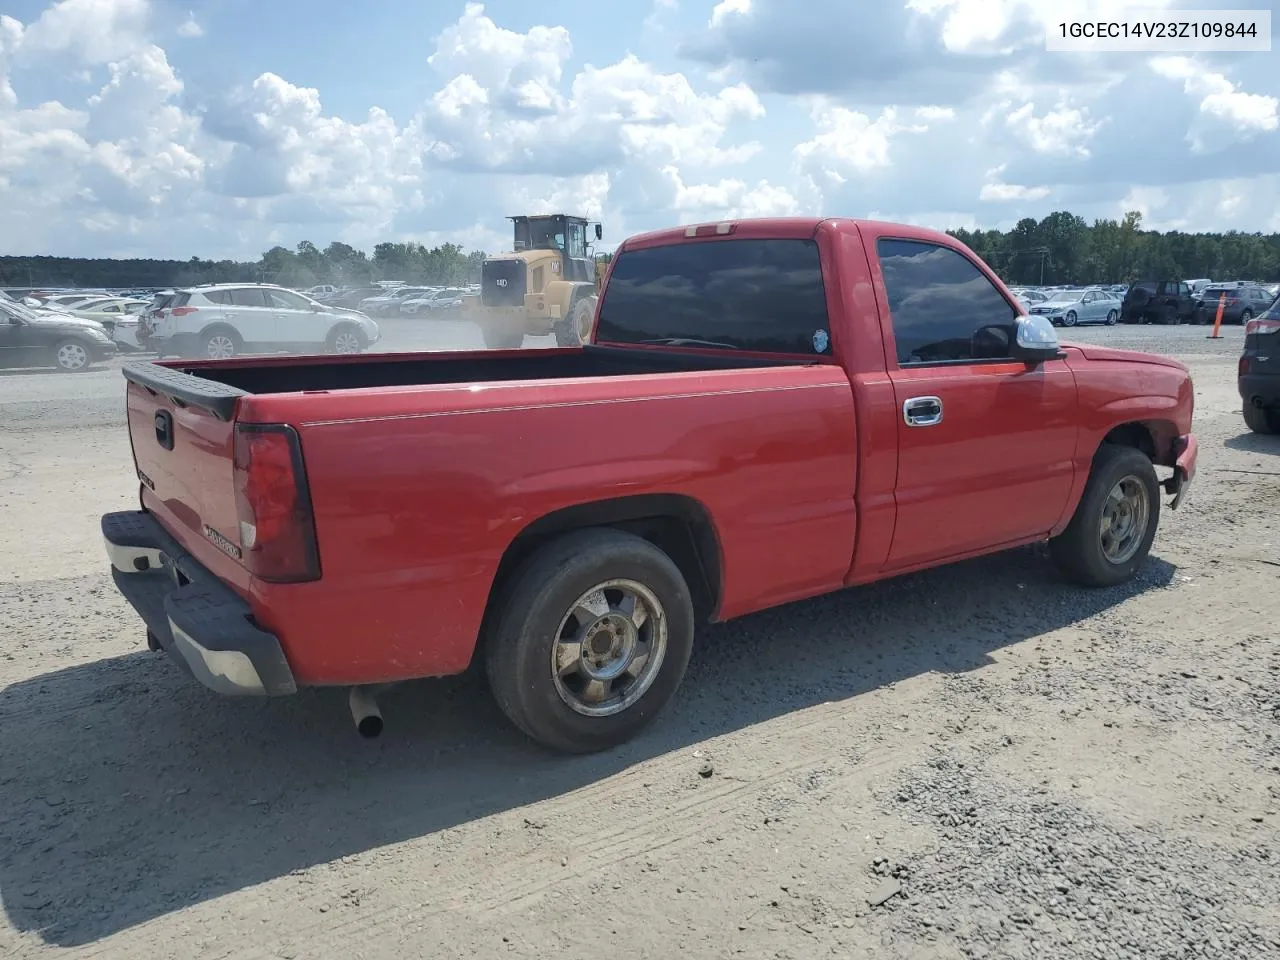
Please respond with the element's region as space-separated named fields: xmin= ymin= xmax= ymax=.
xmin=462 ymin=214 xmax=604 ymax=348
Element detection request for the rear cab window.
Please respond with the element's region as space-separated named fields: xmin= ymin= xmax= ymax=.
xmin=875 ymin=238 xmax=1019 ymax=365
xmin=595 ymin=238 xmax=831 ymax=355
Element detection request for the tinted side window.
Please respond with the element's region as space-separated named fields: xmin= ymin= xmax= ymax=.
xmin=876 ymin=238 xmax=1018 ymax=365
xmin=203 ymin=290 xmax=231 ymax=305
xmin=266 ymin=289 xmax=310 ymax=310
xmin=229 ymin=288 xmax=268 ymax=307
xmin=595 ymin=238 xmax=829 ymax=355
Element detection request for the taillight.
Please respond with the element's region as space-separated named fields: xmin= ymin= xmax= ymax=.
xmin=1240 ymin=356 xmax=1251 ymax=376
xmin=170 ymin=306 xmax=199 ymax=316
xmin=232 ymin=424 xmax=320 ymax=583
xmin=1245 ymin=318 xmax=1280 ymax=336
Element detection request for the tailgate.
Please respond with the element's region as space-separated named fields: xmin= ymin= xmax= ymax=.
xmin=124 ymin=363 xmax=250 ymax=583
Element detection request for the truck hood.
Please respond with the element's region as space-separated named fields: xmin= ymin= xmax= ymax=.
xmin=1061 ymin=342 xmax=1189 ymax=373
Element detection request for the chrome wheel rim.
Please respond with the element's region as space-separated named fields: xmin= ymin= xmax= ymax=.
xmin=1107 ymin=311 xmax=1117 ymax=325
xmin=205 ymin=334 xmax=235 ymax=359
xmin=57 ymin=342 xmax=88 ymax=370
xmin=1064 ymin=311 xmax=1077 ymax=326
xmin=333 ymin=331 xmax=362 ymax=354
xmin=551 ymin=579 xmax=668 ymax=717
xmin=1100 ymin=476 xmax=1150 ymax=564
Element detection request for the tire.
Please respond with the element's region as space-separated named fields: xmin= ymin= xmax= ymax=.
xmin=1243 ymin=401 xmax=1280 ymax=435
xmin=481 ymin=327 xmax=525 ymax=349
xmin=484 ymin=528 xmax=696 ymax=754
xmin=1050 ymin=444 xmax=1160 ymax=587
xmin=1062 ymin=311 xmax=1078 ymax=327
xmin=553 ymin=294 xmax=597 ymax=347
xmin=326 ymin=323 xmax=366 ymax=355
xmin=51 ymin=339 xmax=92 ymax=372
xmin=1105 ymin=310 xmax=1118 ymax=326
xmin=201 ymin=327 xmax=241 ymax=360
xmin=1239 ymin=309 xmax=1253 ymax=327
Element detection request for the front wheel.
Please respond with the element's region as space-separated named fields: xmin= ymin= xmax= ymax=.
xmin=326 ymin=324 xmax=366 ymax=355
xmin=202 ymin=328 xmax=240 ymax=360
xmin=1062 ymin=311 xmax=1078 ymax=327
xmin=1050 ymin=444 xmax=1160 ymax=587
xmin=485 ymin=528 xmax=696 ymax=753
xmin=1106 ymin=309 xmax=1118 ymax=326
xmin=52 ymin=339 xmax=92 ymax=372
xmin=1240 ymin=309 xmax=1253 ymax=326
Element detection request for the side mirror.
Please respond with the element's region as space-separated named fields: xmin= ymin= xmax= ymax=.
xmin=595 ymin=224 xmax=603 ymax=240
xmin=1010 ymin=314 xmax=1063 ymax=364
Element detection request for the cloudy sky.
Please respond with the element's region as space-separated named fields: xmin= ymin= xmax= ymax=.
xmin=1 ymin=0 xmax=1277 ymax=260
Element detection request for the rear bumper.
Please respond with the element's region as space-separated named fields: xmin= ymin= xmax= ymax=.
xmin=1163 ymin=433 xmax=1197 ymax=510
xmin=1239 ymin=374 xmax=1280 ymax=408
xmin=101 ymin=510 xmax=297 ymax=696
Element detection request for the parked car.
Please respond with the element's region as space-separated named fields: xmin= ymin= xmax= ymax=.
xmin=359 ymin=287 xmax=431 ymax=316
xmin=401 ymin=287 xmax=467 ymax=315
xmin=0 ymin=298 xmax=117 ymax=372
xmin=1025 ymin=289 xmax=1120 ymax=327
xmin=1239 ymin=299 xmax=1280 ymax=434
xmin=142 ymin=283 xmax=380 ymax=359
xmin=38 ymin=292 xmax=110 ymax=309
xmin=100 ymin=216 xmax=1196 ymax=754
xmin=66 ymin=297 xmax=149 ymax=352
xmin=1195 ymin=284 xmax=1276 ymax=326
xmin=1121 ymin=280 xmax=1198 ymax=325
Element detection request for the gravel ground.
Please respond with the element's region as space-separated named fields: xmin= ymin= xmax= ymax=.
xmin=1 ymin=322 xmax=1278 ymax=960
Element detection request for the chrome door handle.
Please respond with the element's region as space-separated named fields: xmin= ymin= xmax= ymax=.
xmin=903 ymin=396 xmax=943 ymax=427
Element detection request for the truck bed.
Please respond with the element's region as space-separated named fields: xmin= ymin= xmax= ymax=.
xmin=126 ymin=345 xmax=801 ymax=417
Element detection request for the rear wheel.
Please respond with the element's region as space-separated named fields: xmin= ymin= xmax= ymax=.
xmin=52 ymin=339 xmax=91 ymax=372
xmin=1240 ymin=309 xmax=1254 ymax=327
xmin=1050 ymin=445 xmax=1160 ymax=587
xmin=1243 ymin=401 xmax=1280 ymax=435
xmin=485 ymin=528 xmax=696 ymax=753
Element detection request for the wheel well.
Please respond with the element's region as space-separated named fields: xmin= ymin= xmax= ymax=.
xmin=199 ymin=322 xmax=241 ymax=343
xmin=486 ymin=494 xmax=723 ymax=624
xmin=1100 ymin=421 xmax=1178 ymax=465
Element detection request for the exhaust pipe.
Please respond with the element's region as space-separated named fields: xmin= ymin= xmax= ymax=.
xmin=348 ymin=686 xmax=384 ymax=739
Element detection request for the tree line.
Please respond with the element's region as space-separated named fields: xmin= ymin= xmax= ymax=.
xmin=0 ymin=240 xmax=492 ymax=290
xmin=949 ymin=211 xmax=1280 ymax=286
xmin=3 ymin=211 xmax=1279 ymax=290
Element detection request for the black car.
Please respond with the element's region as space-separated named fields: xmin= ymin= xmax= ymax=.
xmin=329 ymin=286 xmax=384 ymax=310
xmin=1239 ymin=299 xmax=1280 ymax=434
xmin=0 ymin=298 xmax=118 ymax=372
xmin=1197 ymin=284 xmax=1276 ymax=326
xmin=1120 ymin=280 xmax=1199 ymax=324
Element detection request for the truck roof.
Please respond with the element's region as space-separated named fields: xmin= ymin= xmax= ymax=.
xmin=620 ymin=216 xmax=960 ymax=251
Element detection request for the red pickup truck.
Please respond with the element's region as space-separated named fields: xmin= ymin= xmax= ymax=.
xmin=102 ymin=217 xmax=1197 ymax=753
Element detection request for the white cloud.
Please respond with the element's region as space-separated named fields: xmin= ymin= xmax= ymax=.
xmin=16 ymin=0 xmax=151 ymax=65
xmin=176 ymin=12 xmax=202 ymax=38
xmin=1149 ymin=56 xmax=1278 ymax=152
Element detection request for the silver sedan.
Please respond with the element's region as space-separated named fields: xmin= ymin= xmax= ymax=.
xmin=1025 ymin=289 xmax=1120 ymax=327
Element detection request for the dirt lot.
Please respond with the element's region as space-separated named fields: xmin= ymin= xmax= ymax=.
xmin=1 ymin=323 xmax=1277 ymax=960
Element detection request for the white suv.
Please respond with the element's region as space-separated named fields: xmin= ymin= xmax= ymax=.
xmin=144 ymin=284 xmax=380 ymax=359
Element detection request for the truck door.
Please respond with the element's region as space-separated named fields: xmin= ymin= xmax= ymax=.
xmin=872 ymin=237 xmax=1079 ymax=571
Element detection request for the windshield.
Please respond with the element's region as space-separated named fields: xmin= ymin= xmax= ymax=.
xmin=0 ymin=298 xmax=40 ymax=321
